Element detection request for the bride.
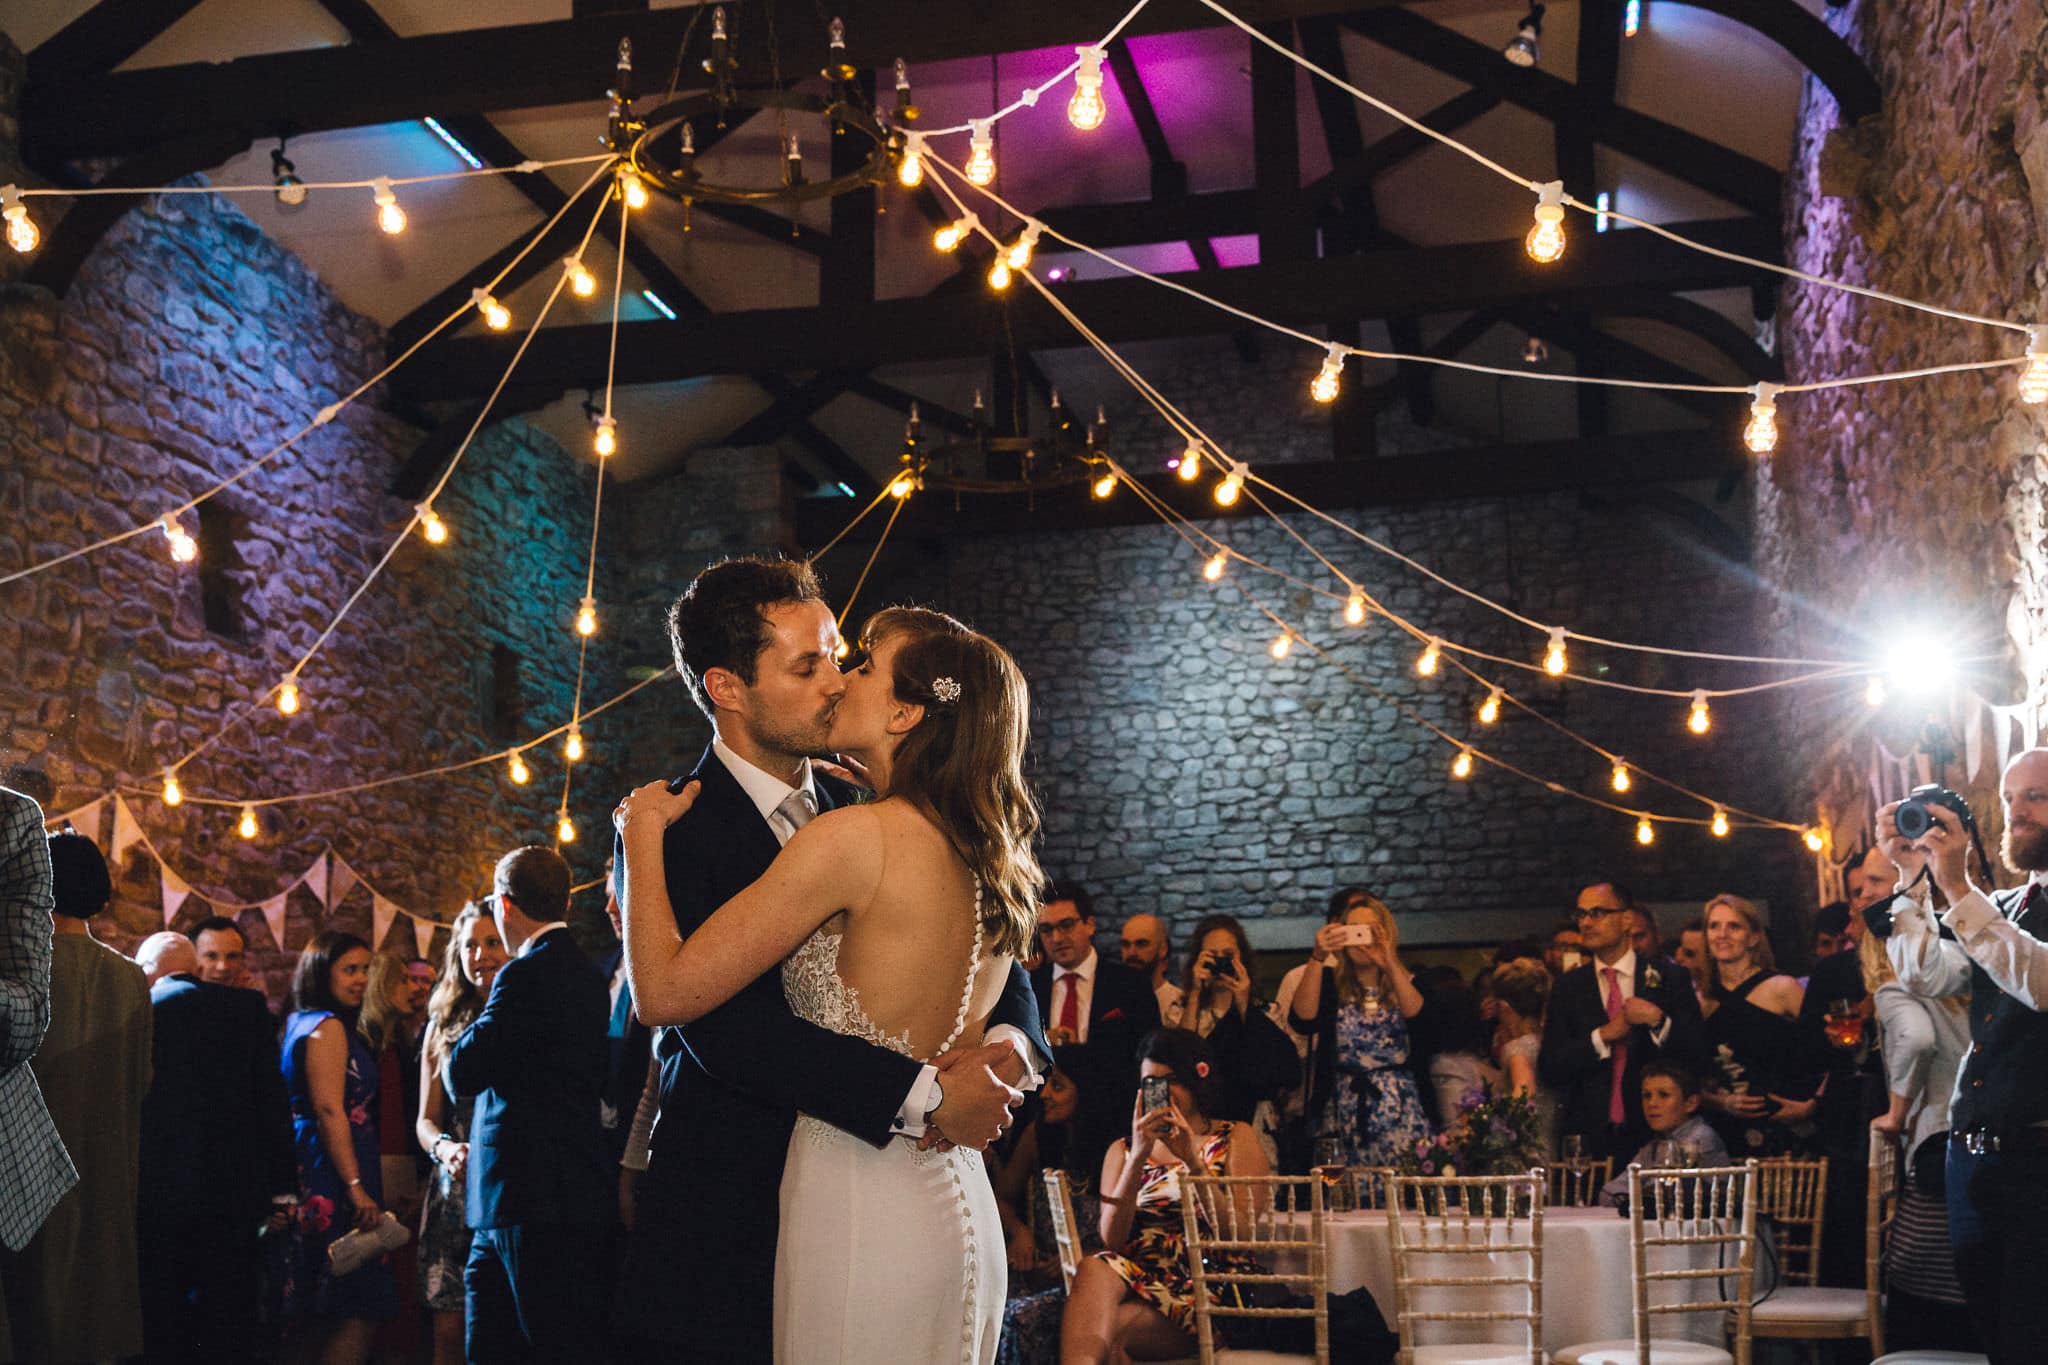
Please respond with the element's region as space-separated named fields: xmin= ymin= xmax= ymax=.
xmin=613 ymin=606 xmax=1041 ymax=1364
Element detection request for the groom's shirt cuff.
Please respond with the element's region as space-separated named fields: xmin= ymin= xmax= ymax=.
xmin=891 ymin=1066 xmax=942 ymax=1138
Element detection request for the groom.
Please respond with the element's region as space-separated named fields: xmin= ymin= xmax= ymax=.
xmin=614 ymin=557 xmax=1051 ymax=1362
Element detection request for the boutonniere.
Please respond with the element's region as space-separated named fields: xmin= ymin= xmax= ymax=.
xmin=1641 ymin=964 xmax=1662 ymax=991
xmin=1100 ymin=1008 xmax=1126 ymax=1024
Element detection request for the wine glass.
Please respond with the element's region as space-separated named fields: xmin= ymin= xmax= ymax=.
xmin=1823 ymin=999 xmax=1865 ymax=1049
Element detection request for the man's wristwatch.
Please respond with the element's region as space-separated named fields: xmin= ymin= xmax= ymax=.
xmin=923 ymin=1077 xmax=945 ymax=1122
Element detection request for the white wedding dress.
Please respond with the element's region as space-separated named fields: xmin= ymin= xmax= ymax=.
xmin=772 ymin=902 xmax=1005 ymax=1364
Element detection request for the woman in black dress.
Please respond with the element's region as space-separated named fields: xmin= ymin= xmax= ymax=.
xmin=1698 ymin=894 xmax=1820 ymax=1155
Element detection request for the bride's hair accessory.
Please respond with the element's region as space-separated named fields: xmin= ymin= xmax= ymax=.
xmin=930 ymin=676 xmax=962 ymax=704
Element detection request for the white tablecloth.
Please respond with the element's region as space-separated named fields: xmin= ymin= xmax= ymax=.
xmin=1324 ymin=1206 xmax=1723 ymax=1351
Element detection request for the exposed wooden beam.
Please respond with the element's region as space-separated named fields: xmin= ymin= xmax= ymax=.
xmin=1303 ymin=87 xmax=1500 ymax=209
xmin=1668 ymin=0 xmax=1880 ymax=121
xmin=22 ymin=128 xmax=251 ymax=295
xmin=754 ymin=373 xmax=875 ymax=495
xmin=25 ymin=0 xmax=209 ymax=86
xmin=398 ymin=216 xmax=1778 ymax=399
xmin=1036 ymin=190 xmax=1261 ymax=251
xmin=23 ymin=0 xmax=1406 ymax=163
xmin=791 ymin=429 xmax=1739 ymax=542
xmin=1589 ymin=290 xmax=1782 ymax=381
xmin=1250 ymin=22 xmax=1316 ymax=265
xmin=821 ymin=76 xmax=877 ymax=311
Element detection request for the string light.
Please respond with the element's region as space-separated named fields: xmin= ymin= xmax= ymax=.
xmin=2022 ymin=326 xmax=2048 ymax=404
xmin=1687 ymin=688 xmax=1712 ymax=734
xmin=965 ymin=120 xmax=996 ymax=186
xmin=564 ymin=256 xmax=598 ymax=297
xmin=371 ymin=177 xmax=406 ymax=235
xmin=276 ymin=677 xmax=301 ymax=716
xmin=889 ymin=470 xmax=917 ymax=498
xmin=988 ymin=258 xmax=1013 ymax=291
xmin=1203 ymin=550 xmax=1228 ymax=581
xmin=1610 ymin=759 xmax=1632 ymax=793
xmin=1543 ymin=627 xmax=1568 ymax=675
xmin=1865 ymin=675 xmax=1887 ymax=707
xmin=1178 ymin=444 xmax=1203 ymax=482
xmin=507 ymin=751 xmax=531 ymax=785
xmin=1636 ymin=816 xmax=1656 ymax=846
xmin=1006 ymin=222 xmax=1042 ymax=271
xmin=1452 ymin=748 xmax=1475 ymax=779
xmin=834 ymin=639 xmax=851 ymax=661
xmin=1525 ymin=180 xmax=1566 ymax=263
xmin=2 ymin=186 xmax=38 ymax=254
xmin=898 ymin=131 xmax=926 ymax=189
xmin=1092 ymin=470 xmax=1118 ymax=499
xmin=162 ymin=772 xmax=183 ymax=807
xmin=160 ymin=514 xmax=199 ymax=563
xmin=618 ymin=168 xmax=649 ymax=210
xmin=1743 ymin=382 xmax=1780 ymax=454
xmin=1803 ymin=826 xmax=1826 ymax=852
xmin=575 ymin=596 xmax=599 ymax=637
xmin=557 ymin=810 xmax=577 ymax=843
xmin=238 ymin=805 xmax=259 ymax=839
xmin=1214 ymin=462 xmax=1245 ymax=507
xmin=932 ymin=213 xmax=977 ymax=252
xmin=1478 ymin=688 xmax=1502 ymax=724
xmin=1069 ymin=46 xmax=1108 ymax=130
xmin=1416 ymin=638 xmax=1442 ymax=677
xmin=593 ymin=415 xmax=617 ymax=458
xmin=1344 ymin=591 xmax=1368 ymax=626
xmin=470 ymin=288 xmax=511 ymax=330
xmin=1269 ymin=630 xmax=1293 ymax=660
xmin=1711 ymin=808 xmax=1730 ymax=838
xmin=565 ymin=724 xmax=585 ymax=762
xmin=1310 ymin=343 xmax=1346 ymax=404
xmin=417 ymin=503 xmax=448 ymax=544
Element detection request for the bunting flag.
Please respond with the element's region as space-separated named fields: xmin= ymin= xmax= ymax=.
xmin=372 ymin=894 xmax=399 ymax=951
xmin=41 ymin=795 xmax=106 ymax=844
xmin=259 ymin=894 xmax=289 ymax=953
xmin=160 ymin=864 xmax=192 ymax=925
xmin=302 ymin=852 xmax=329 ymax=911
xmin=110 ymin=795 xmax=144 ymax=868
xmin=414 ymin=917 xmax=438 ymax=960
xmin=328 ymin=857 xmax=360 ymax=914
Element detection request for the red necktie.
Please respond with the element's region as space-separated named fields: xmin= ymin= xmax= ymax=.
xmin=1603 ymin=966 xmax=1628 ymax=1125
xmin=1058 ymin=971 xmax=1082 ymax=1039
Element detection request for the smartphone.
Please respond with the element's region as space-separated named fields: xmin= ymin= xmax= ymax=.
xmin=1140 ymin=1075 xmax=1171 ymax=1114
xmin=1332 ymin=923 xmax=1375 ymax=949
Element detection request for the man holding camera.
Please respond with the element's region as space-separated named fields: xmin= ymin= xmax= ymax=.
xmin=1883 ymin=750 xmax=2048 ymax=1364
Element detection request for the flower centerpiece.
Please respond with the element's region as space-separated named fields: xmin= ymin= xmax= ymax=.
xmin=1393 ymin=1088 xmax=1545 ymax=1180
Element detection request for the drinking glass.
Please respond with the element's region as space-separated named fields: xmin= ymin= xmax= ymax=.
xmin=1823 ymin=999 xmax=1865 ymax=1049
xmin=1561 ymin=1135 xmax=1584 ymax=1162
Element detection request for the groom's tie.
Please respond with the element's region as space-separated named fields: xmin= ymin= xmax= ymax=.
xmin=773 ymin=787 xmax=817 ymax=844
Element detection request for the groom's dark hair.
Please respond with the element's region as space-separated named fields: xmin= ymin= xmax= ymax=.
xmin=667 ymin=557 xmax=826 ymax=717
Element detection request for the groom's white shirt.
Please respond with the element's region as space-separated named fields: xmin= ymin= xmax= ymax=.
xmin=711 ymin=741 xmax=1039 ymax=1139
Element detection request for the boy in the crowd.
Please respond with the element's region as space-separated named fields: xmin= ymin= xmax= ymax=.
xmin=1600 ymin=1061 xmax=1730 ymax=1205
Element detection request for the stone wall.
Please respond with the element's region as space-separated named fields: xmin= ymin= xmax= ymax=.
xmin=0 ymin=177 xmax=630 ymax=1000
xmin=1759 ymin=0 xmax=2048 ymax=850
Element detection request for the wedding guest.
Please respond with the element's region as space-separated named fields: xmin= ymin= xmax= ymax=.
xmin=1801 ymin=890 xmax=1877 ymax=1286
xmin=1673 ymin=917 xmax=1708 ymax=998
xmin=1118 ymin=913 xmax=1180 ymax=1021
xmin=595 ymin=882 xmax=652 ymax=1171
xmin=1863 ymin=921 xmax=1977 ymax=1352
xmin=279 ymin=931 xmax=396 ymax=1363
xmin=404 ymin=961 xmax=435 ymax=1040
xmin=1597 ymin=1061 xmax=1729 ymax=1205
xmin=1539 ymin=880 xmax=1705 ymax=1163
xmin=1811 ymin=901 xmax=1855 ymax=964
xmin=1426 ymin=978 xmax=1502 ymax=1128
xmin=1698 ymin=893 xmax=1819 ymax=1156
xmin=445 ymin=849 xmax=612 ymax=1363
xmin=1630 ymin=907 xmax=1663 ymax=961
xmin=1060 ymin=1029 xmax=1271 ymax=1364
xmin=1291 ymin=892 xmax=1432 ymax=1168
xmin=140 ymin=919 xmax=295 ymax=1364
xmin=1030 ymin=884 xmax=1161 ymax=1175
xmin=189 ymin=915 xmax=248 ymax=988
xmin=1546 ymin=920 xmax=1586 ymax=976
xmin=1164 ymin=914 xmax=1299 ymax=1128
xmin=1 ymin=831 xmax=150 ymax=1363
xmin=413 ymin=904 xmax=506 ymax=1365
xmin=134 ymin=930 xmax=197 ymax=987
xmin=991 ymin=1066 xmax=1086 ymax=1292
xmin=1492 ymin=957 xmax=1557 ymax=1154
xmin=359 ymin=955 xmax=425 ymax=1223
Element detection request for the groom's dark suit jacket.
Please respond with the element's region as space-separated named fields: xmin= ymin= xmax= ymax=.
xmin=615 ymin=744 xmax=1051 ymax=1360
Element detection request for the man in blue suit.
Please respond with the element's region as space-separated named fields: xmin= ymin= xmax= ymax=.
xmin=446 ymin=846 xmax=611 ymax=1364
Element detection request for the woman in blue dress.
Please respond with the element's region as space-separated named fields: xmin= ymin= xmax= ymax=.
xmin=280 ymin=930 xmax=396 ymax=1363
xmin=1290 ymin=893 xmax=1434 ymax=1168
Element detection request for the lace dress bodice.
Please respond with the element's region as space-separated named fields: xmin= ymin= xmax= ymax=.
xmin=781 ymin=880 xmax=986 ymax=1063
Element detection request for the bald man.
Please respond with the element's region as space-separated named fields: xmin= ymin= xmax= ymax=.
xmin=133 ymin=933 xmax=196 ymax=987
xmin=1118 ymin=914 xmax=1180 ymax=1019
xmin=1884 ymin=748 xmax=2048 ymax=1363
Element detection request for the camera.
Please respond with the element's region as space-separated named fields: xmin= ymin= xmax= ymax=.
xmin=1893 ymin=784 xmax=1973 ymax=841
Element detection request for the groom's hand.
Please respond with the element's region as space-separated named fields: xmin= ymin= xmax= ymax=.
xmin=922 ymin=1043 xmax=1025 ymax=1150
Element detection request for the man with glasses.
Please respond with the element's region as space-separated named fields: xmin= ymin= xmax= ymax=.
xmin=1539 ymin=881 xmax=1706 ymax=1163
xmin=1029 ymin=885 xmax=1161 ymax=1174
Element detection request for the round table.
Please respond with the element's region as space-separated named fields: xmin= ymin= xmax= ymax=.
xmin=1324 ymin=1205 xmax=1724 ymax=1351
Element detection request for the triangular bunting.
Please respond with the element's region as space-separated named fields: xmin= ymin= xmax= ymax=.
xmin=328 ymin=857 xmax=360 ymax=914
xmin=414 ymin=916 xmax=437 ymax=961
xmin=44 ymin=796 xmax=104 ymax=844
xmin=161 ymin=864 xmax=193 ymax=926
xmin=372 ymin=894 xmax=399 ymax=950
xmin=110 ymin=795 xmax=144 ymax=867
xmin=259 ymin=894 xmax=289 ymax=953
xmin=302 ymin=852 xmax=329 ymax=911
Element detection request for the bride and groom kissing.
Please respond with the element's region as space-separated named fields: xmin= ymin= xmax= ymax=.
xmin=609 ymin=556 xmax=1054 ymax=1364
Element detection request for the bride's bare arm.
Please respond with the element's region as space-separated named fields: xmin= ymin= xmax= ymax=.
xmin=617 ymin=788 xmax=883 ymax=1026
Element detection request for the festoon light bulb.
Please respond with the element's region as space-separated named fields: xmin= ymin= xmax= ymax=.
xmin=565 ymin=724 xmax=585 ymax=762
xmin=1005 ymin=222 xmax=1042 ymax=271
xmin=1345 ymin=591 xmax=1368 ymax=626
xmin=1687 ymin=689 xmax=1712 ymax=735
xmin=1 ymin=186 xmax=38 ymax=255
xmin=1213 ymin=462 xmax=1245 ymax=507
xmin=1269 ymin=631 xmax=1293 ymax=660
xmin=1610 ymin=759 xmax=1631 ymax=793
xmin=277 ymin=676 xmax=301 ymax=716
xmin=417 ymin=503 xmax=448 ymax=544
xmin=470 ymin=288 xmax=510 ymax=330
xmin=1543 ymin=627 xmax=1568 ymax=676
xmin=1803 ymin=827 xmax=1826 ymax=852
xmin=238 ymin=805 xmax=259 ymax=839
xmin=1525 ymin=180 xmax=1566 ymax=263
xmin=1743 ymin=382 xmax=1780 ymax=455
xmin=565 ymin=256 xmax=597 ymax=297
xmin=371 ymin=177 xmax=406 ymax=235
xmin=965 ymin=119 xmax=997 ymax=186
xmin=897 ymin=131 xmax=925 ymax=189
xmin=1452 ymin=748 xmax=1475 ymax=779
xmin=2021 ymin=325 xmax=2048 ymax=405
xmin=988 ymin=257 xmax=1012 ymax=291
xmin=1203 ymin=550 xmax=1228 ymax=581
xmin=619 ymin=168 xmax=650 ymax=210
xmin=1178 ymin=443 xmax=1203 ymax=482
xmin=1310 ymin=343 xmax=1346 ymax=404
xmin=161 ymin=514 xmax=198 ymax=563
xmin=575 ymin=596 xmax=599 ymax=637
xmin=162 ymin=771 xmax=183 ymax=807
xmin=1636 ymin=817 xmax=1656 ymax=846
xmin=1416 ymin=638 xmax=1442 ymax=677
xmin=889 ymin=469 xmax=917 ymax=498
xmin=1711 ymin=809 xmax=1731 ymax=838
xmin=507 ymin=751 xmax=531 ymax=785
xmin=557 ymin=811 xmax=577 ymax=843
xmin=1069 ymin=47 xmax=1108 ymax=130
xmin=594 ymin=416 xmax=617 ymax=458
xmin=1478 ymin=688 xmax=1502 ymax=724
xmin=932 ymin=213 xmax=977 ymax=253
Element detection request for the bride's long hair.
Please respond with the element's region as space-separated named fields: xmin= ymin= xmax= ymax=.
xmin=860 ymin=606 xmax=1043 ymax=959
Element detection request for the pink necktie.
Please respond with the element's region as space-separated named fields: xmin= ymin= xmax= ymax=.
xmin=1058 ymin=972 xmax=1081 ymax=1041
xmin=1603 ymin=966 xmax=1628 ymax=1125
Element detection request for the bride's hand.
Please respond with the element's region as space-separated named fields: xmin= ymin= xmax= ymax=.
xmin=811 ymin=754 xmax=873 ymax=792
xmin=612 ymin=779 xmax=700 ymax=841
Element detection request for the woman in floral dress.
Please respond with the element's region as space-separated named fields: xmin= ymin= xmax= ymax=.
xmin=1290 ymin=893 xmax=1434 ymax=1168
xmin=1060 ymin=1029 xmax=1271 ymax=1364
xmin=280 ymin=931 xmax=396 ymax=1363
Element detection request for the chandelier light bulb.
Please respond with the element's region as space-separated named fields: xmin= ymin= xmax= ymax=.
xmin=1203 ymin=550 xmax=1228 ymax=581
xmin=1543 ymin=627 xmax=1568 ymax=675
xmin=898 ymin=132 xmax=925 ymax=189
xmin=594 ymin=415 xmax=617 ymax=457
xmin=277 ymin=678 xmax=301 ymax=716
xmin=575 ymin=596 xmax=599 ymax=637
xmin=1006 ymin=223 xmax=1042 ymax=271
xmin=1345 ymin=592 xmax=1368 ymax=626
xmin=1711 ymin=808 xmax=1730 ymax=838
xmin=470 ymin=288 xmax=510 ymax=330
xmin=1452 ymin=748 xmax=1475 ymax=780
xmin=965 ymin=120 xmax=996 ymax=186
xmin=557 ymin=811 xmax=577 ymax=843
xmin=1478 ymin=688 xmax=1502 ymax=724
xmin=162 ymin=772 xmax=183 ymax=807
xmin=565 ymin=256 xmax=597 ymax=297
xmin=1178 ymin=444 xmax=1203 ymax=482
xmin=371 ymin=178 xmax=406 ymax=235
xmin=932 ymin=213 xmax=977 ymax=253
xmin=1803 ymin=826 xmax=1826 ymax=853
xmin=161 ymin=515 xmax=199 ymax=563
xmin=1611 ymin=759 xmax=1631 ymax=793
xmin=508 ymin=751 xmax=531 ymax=785
xmin=889 ymin=471 xmax=916 ymax=498
xmin=565 ymin=725 xmax=585 ymax=762
xmin=987 ymin=259 xmax=1012 ymax=291
xmin=1270 ymin=631 xmax=1293 ymax=661
xmin=1214 ymin=463 xmax=1244 ymax=507
xmin=1525 ymin=180 xmax=1566 ymax=263
xmin=2022 ymin=325 xmax=2048 ymax=405
xmin=417 ymin=503 xmax=448 ymax=544
xmin=1416 ymin=638 xmax=1442 ymax=677
xmin=1744 ymin=382 xmax=1780 ymax=454
xmin=1310 ymin=343 xmax=1346 ymax=404
xmin=1 ymin=188 xmax=37 ymax=255
xmin=619 ymin=168 xmax=650 ymax=210
xmin=272 ymin=145 xmax=309 ymax=206
xmin=1687 ymin=689 xmax=1712 ymax=735
xmin=1069 ymin=46 xmax=1108 ymax=130
xmin=1092 ymin=470 xmax=1118 ymax=499
xmin=238 ymin=805 xmax=259 ymax=839
xmin=1636 ymin=816 xmax=1656 ymax=846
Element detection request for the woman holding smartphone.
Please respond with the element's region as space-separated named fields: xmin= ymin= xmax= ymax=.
xmin=1290 ymin=893 xmax=1432 ymax=1169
